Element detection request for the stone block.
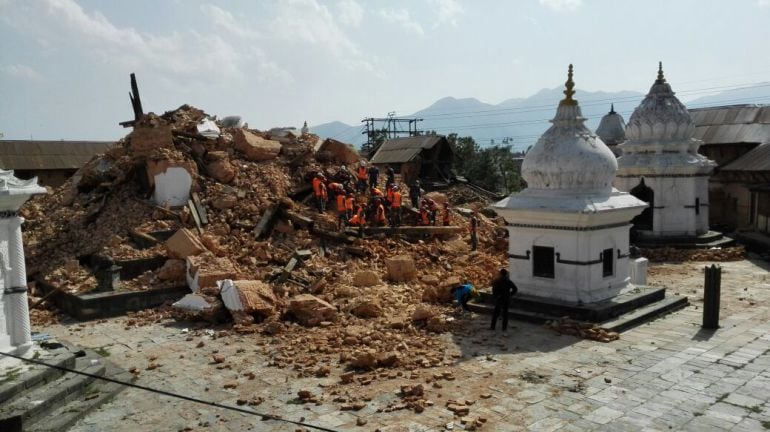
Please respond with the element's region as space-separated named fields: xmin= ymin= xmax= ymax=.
xmin=205 ymin=151 xmax=236 ymax=184
xmin=219 ymin=279 xmax=281 ymax=323
xmin=385 ymin=254 xmax=417 ymax=282
xmin=157 ymin=259 xmax=186 ymax=281
xmin=165 ymin=228 xmax=207 ymax=259
xmin=288 ymin=294 xmax=337 ymax=326
xmin=352 ymin=270 xmax=380 ymax=287
xmin=316 ymin=138 xmax=360 ymax=165
xmin=233 ymin=129 xmax=281 ymax=161
xmin=349 ymin=298 xmax=383 ymax=318
xmin=185 ymin=253 xmax=238 ymax=292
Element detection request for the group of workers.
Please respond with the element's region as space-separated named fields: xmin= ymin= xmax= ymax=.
xmin=311 ymin=160 xmax=457 ymax=233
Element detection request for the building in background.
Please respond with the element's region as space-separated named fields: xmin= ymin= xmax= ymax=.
xmin=368 ymin=135 xmax=454 ymax=187
xmin=0 ymin=140 xmax=115 ymax=188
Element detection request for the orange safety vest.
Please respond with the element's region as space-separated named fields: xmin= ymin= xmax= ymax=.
xmin=312 ymin=177 xmax=322 ymax=196
xmin=345 ymin=196 xmax=355 ymax=211
xmin=375 ymin=204 xmax=386 ymax=222
xmin=319 ymin=183 xmax=327 ymax=200
xmin=392 ymin=191 xmax=402 ymax=208
xmin=421 ymin=208 xmax=430 ymax=225
xmin=357 ymin=166 xmax=368 ymax=180
xmin=371 ymin=187 xmax=383 ymax=197
xmin=336 ymin=194 xmax=346 ymax=212
xmin=349 ymin=208 xmax=365 ymax=225
xmin=386 ymin=187 xmax=394 ymax=203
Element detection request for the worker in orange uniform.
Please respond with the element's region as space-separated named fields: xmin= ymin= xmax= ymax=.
xmin=442 ymin=202 xmax=451 ymax=226
xmin=373 ymin=198 xmax=387 ymax=227
xmin=318 ymin=182 xmax=328 ymax=213
xmin=312 ymin=174 xmax=325 ymax=213
xmin=336 ymin=190 xmax=347 ymax=231
xmin=420 ymin=202 xmax=430 ymax=226
xmin=344 ymin=192 xmax=355 ymax=220
xmin=327 ymin=182 xmax=345 ymax=201
xmin=390 ymin=186 xmax=402 ymax=227
xmin=348 ymin=204 xmax=366 ymax=237
xmin=370 ymin=186 xmax=384 ymax=199
xmin=356 ymin=160 xmax=368 ymax=193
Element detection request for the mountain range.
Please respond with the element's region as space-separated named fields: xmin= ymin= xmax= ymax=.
xmin=311 ymin=82 xmax=770 ymax=152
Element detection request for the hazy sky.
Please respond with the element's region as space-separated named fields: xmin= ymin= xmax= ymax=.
xmin=1 ymin=0 xmax=769 ymax=140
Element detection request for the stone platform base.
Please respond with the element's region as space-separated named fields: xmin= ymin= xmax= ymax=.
xmin=469 ymin=286 xmax=688 ymax=332
xmin=633 ymin=230 xmax=734 ymax=249
xmin=0 ymin=340 xmax=128 ymax=431
xmin=36 ymin=280 xmax=188 ymax=321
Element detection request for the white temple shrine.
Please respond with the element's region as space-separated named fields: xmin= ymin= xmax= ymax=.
xmin=615 ymin=63 xmax=717 ymax=239
xmin=0 ymin=170 xmax=46 ymax=355
xmin=596 ymin=104 xmax=626 ymax=157
xmin=493 ymin=65 xmax=647 ymax=304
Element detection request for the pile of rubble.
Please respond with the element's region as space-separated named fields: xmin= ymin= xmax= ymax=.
xmin=640 ymin=246 xmax=746 ymax=263
xmin=22 ymin=104 xmax=507 ymax=381
xmin=544 ymin=317 xmax=620 ymax=343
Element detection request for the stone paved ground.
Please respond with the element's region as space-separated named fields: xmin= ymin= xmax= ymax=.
xmin=39 ymin=257 xmax=770 ymax=432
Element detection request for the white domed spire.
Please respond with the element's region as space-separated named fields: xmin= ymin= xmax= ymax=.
xmin=521 ymin=64 xmax=618 ymax=193
xmin=596 ymin=104 xmax=626 ymax=147
xmin=625 ymin=62 xmax=694 ymax=142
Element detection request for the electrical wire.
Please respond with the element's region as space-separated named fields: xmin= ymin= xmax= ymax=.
xmin=0 ymin=351 xmax=340 ymax=432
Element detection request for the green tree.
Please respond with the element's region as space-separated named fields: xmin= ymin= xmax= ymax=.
xmin=449 ymin=135 xmax=523 ymax=194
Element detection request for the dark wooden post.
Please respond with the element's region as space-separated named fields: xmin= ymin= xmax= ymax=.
xmin=702 ymin=264 xmax=721 ymax=329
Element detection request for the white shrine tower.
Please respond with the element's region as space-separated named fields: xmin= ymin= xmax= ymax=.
xmin=615 ymin=63 xmax=717 ymax=239
xmin=493 ymin=66 xmax=647 ymax=304
xmin=0 ymin=170 xmax=46 ymax=355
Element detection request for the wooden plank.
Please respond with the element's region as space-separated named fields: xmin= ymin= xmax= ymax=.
xmin=311 ymin=226 xmax=357 ymax=244
xmin=188 ymin=199 xmax=203 ymax=234
xmin=253 ymin=204 xmax=280 ymax=239
xmin=129 ymin=228 xmax=160 ymax=248
xmin=285 ymin=210 xmax=315 ymax=230
xmin=191 ymin=192 xmax=209 ymax=225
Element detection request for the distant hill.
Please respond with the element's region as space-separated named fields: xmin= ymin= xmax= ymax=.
xmin=310 ymin=83 xmax=770 ymax=152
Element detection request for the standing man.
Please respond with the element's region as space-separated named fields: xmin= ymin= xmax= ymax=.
xmin=385 ymin=165 xmax=395 ymax=185
xmin=368 ymin=164 xmax=380 ymax=190
xmin=336 ymin=190 xmax=347 ymax=231
xmin=490 ymin=269 xmax=517 ymax=332
xmin=442 ymin=202 xmax=451 ymax=226
xmin=469 ymin=211 xmax=479 ymax=251
xmin=390 ymin=186 xmax=402 ymax=227
xmin=356 ymin=160 xmax=368 ymax=193
xmin=409 ymin=180 xmax=422 ymax=208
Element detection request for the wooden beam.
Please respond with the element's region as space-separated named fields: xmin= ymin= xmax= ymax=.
xmin=253 ymin=204 xmax=281 ymax=239
xmin=191 ymin=192 xmax=209 ymax=225
xmin=284 ymin=210 xmax=314 ymax=230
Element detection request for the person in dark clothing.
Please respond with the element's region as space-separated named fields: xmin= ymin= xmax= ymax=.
xmin=490 ymin=268 xmax=517 ymax=331
xmin=368 ymin=165 xmax=380 ymax=189
xmin=409 ymin=180 xmax=422 ymax=208
xmin=385 ymin=165 xmax=395 ymax=185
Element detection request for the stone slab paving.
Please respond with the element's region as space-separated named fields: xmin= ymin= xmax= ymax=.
xmin=35 ymin=258 xmax=770 ymax=431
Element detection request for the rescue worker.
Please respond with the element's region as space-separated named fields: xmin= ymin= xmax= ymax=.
xmin=356 ymin=160 xmax=368 ymax=193
xmin=336 ymin=189 xmax=347 ymax=231
xmin=327 ymin=182 xmax=345 ymax=202
xmin=409 ymin=180 xmax=422 ymax=208
xmin=420 ymin=203 xmax=431 ymax=226
xmin=442 ymin=202 xmax=451 ymax=226
xmin=452 ymin=281 xmax=477 ymax=312
xmin=368 ymin=164 xmax=380 ymax=189
xmin=344 ymin=192 xmax=355 ymax=220
xmin=373 ymin=198 xmax=387 ymax=227
xmin=423 ymin=197 xmax=438 ymax=226
xmin=390 ymin=186 xmax=402 ymax=227
xmin=337 ymin=164 xmax=351 ymax=186
xmin=385 ymin=182 xmax=395 ymax=207
xmin=385 ymin=165 xmax=395 ymax=185
xmin=348 ymin=204 xmax=366 ymax=237
xmin=490 ymin=268 xmax=517 ymax=332
xmin=318 ymin=181 xmax=328 ymax=213
xmin=469 ymin=211 xmax=479 ymax=251
xmin=312 ymin=174 xmax=325 ymax=212
xmin=370 ymin=186 xmax=384 ymax=198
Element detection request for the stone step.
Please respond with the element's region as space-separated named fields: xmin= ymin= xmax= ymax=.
xmin=0 ymin=355 xmax=105 ymax=430
xmin=599 ymin=295 xmax=689 ymax=332
xmin=466 ymin=302 xmax=562 ymax=324
xmin=0 ymin=344 xmax=76 ymax=406
xmin=25 ymin=360 xmax=130 ymax=432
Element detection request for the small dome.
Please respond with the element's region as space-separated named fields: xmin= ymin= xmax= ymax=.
xmin=625 ymin=62 xmax=694 ymax=141
xmin=521 ymin=65 xmax=618 ymax=193
xmin=596 ymin=104 xmax=626 ymax=146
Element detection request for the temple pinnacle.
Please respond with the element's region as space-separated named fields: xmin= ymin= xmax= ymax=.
xmin=656 ymin=61 xmax=666 ymax=84
xmin=610 ymin=103 xmax=615 ymax=114
xmin=561 ymin=64 xmax=577 ymax=106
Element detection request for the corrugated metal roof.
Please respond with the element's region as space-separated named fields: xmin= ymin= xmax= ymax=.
xmin=369 ymin=136 xmax=446 ymax=164
xmin=690 ymin=105 xmax=770 ymax=146
xmin=0 ymin=140 xmax=115 ymax=170
xmin=721 ymin=143 xmax=770 ymax=172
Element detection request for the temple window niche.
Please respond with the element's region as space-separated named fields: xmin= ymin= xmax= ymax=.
xmin=602 ymin=248 xmax=614 ymax=277
xmin=533 ymin=246 xmax=555 ymax=279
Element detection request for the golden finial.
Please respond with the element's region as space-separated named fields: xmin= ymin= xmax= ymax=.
xmin=561 ymin=64 xmax=577 ymax=106
xmin=656 ymin=61 xmax=666 ymax=84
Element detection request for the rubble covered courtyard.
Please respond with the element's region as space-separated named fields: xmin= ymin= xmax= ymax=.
xmin=34 ymin=257 xmax=770 ymax=432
